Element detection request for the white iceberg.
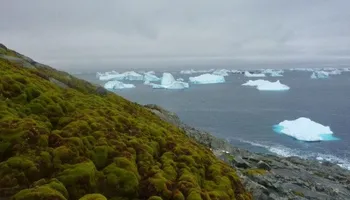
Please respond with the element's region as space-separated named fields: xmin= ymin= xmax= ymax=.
xmin=144 ymin=72 xmax=160 ymax=82
xmin=230 ymin=69 xmax=242 ymax=74
xmin=120 ymin=71 xmax=144 ymax=81
xmin=244 ymin=71 xmax=266 ymax=78
xmin=273 ymin=117 xmax=339 ymax=141
xmin=177 ymin=78 xmax=184 ymax=81
xmin=189 ymin=73 xmax=225 ymax=84
xmin=242 ymin=79 xmax=270 ymax=87
xmin=98 ymin=71 xmax=122 ymax=81
xmin=311 ymin=71 xmax=329 ymax=79
xmin=180 ymin=69 xmax=215 ymax=74
xmin=97 ymin=71 xmax=144 ymax=81
xmin=257 ymin=80 xmax=290 ymax=91
xmin=212 ymin=69 xmax=230 ymax=76
xmin=242 ymin=79 xmax=289 ymax=91
xmin=151 ymin=73 xmax=189 ymax=89
xmin=104 ymin=80 xmax=135 ymax=90
xmin=180 ymin=69 xmax=196 ymax=74
xmin=327 ymin=69 xmax=342 ymax=75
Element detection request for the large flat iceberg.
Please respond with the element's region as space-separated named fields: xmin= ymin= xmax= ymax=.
xmin=242 ymin=79 xmax=289 ymax=91
xmin=189 ymin=74 xmax=225 ymax=84
xmin=244 ymin=71 xmax=266 ymax=78
xmin=151 ymin=73 xmax=189 ymax=89
xmin=180 ymin=69 xmax=214 ymax=74
xmin=98 ymin=71 xmax=144 ymax=81
xmin=273 ymin=117 xmax=339 ymax=141
xmin=257 ymin=80 xmax=290 ymax=91
xmin=104 ymin=81 xmax=135 ymax=90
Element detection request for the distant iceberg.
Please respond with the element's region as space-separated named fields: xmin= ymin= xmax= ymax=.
xmin=144 ymin=72 xmax=160 ymax=82
xmin=177 ymin=78 xmax=184 ymax=81
xmin=97 ymin=71 xmax=121 ymax=81
xmin=242 ymin=79 xmax=289 ymax=91
xmin=180 ymin=69 xmax=214 ymax=74
xmin=212 ymin=69 xmax=230 ymax=76
xmin=327 ymin=69 xmax=342 ymax=75
xmin=98 ymin=71 xmax=144 ymax=81
xmin=230 ymin=69 xmax=242 ymax=74
xmin=273 ymin=117 xmax=339 ymax=141
xmin=120 ymin=71 xmax=144 ymax=81
xmin=104 ymin=80 xmax=135 ymax=90
xmin=244 ymin=71 xmax=266 ymax=78
xmin=311 ymin=71 xmax=329 ymax=79
xmin=151 ymin=73 xmax=189 ymax=89
xmin=180 ymin=69 xmax=196 ymax=74
xmin=189 ymin=74 xmax=225 ymax=84
xmin=262 ymin=69 xmax=284 ymax=77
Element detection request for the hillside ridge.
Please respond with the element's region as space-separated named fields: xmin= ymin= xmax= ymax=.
xmin=0 ymin=44 xmax=251 ymax=200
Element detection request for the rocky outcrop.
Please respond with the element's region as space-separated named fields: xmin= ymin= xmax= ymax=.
xmin=146 ymin=104 xmax=350 ymax=200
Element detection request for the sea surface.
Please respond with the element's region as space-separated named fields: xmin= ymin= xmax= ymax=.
xmin=76 ymin=70 xmax=350 ymax=169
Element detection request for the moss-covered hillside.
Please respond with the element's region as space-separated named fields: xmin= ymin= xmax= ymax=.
xmin=0 ymin=44 xmax=251 ymax=200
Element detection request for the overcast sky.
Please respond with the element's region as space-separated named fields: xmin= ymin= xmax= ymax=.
xmin=1 ymin=0 xmax=350 ymax=69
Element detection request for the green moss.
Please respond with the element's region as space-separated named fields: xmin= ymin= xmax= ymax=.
xmin=148 ymin=196 xmax=163 ymax=200
xmin=12 ymin=185 xmax=67 ymax=200
xmin=292 ymin=190 xmax=305 ymax=197
xmin=92 ymin=146 xmax=109 ymax=169
xmin=57 ymin=161 xmax=96 ymax=199
xmin=102 ymin=162 xmax=139 ymax=197
xmin=244 ymin=169 xmax=267 ymax=176
xmin=79 ymin=193 xmax=107 ymax=200
xmin=187 ymin=190 xmax=202 ymax=200
xmin=0 ymin=47 xmax=251 ymax=199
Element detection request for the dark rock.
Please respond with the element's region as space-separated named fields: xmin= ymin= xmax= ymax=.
xmin=231 ymin=156 xmax=251 ymax=169
xmin=257 ymin=160 xmax=272 ymax=171
xmin=49 ymin=78 xmax=68 ymax=89
xmin=0 ymin=43 xmax=7 ymax=51
xmin=96 ymin=86 xmax=108 ymax=95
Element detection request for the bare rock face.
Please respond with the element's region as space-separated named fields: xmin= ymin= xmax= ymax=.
xmin=147 ymin=104 xmax=350 ymax=200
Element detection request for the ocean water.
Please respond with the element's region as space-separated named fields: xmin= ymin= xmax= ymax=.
xmin=76 ymin=70 xmax=350 ymax=169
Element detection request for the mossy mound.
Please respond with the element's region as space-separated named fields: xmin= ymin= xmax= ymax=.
xmin=0 ymin=44 xmax=251 ymax=200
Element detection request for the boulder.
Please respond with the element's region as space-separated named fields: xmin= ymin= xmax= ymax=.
xmin=257 ymin=161 xmax=272 ymax=171
xmin=231 ymin=156 xmax=251 ymax=168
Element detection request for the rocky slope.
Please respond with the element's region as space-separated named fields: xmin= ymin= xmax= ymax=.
xmin=0 ymin=44 xmax=251 ymax=200
xmin=146 ymin=105 xmax=350 ymax=200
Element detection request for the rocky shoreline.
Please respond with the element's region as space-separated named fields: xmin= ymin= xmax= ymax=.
xmin=145 ymin=104 xmax=350 ymax=200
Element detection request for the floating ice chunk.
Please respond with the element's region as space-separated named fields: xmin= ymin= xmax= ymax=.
xmin=244 ymin=71 xmax=266 ymax=78
xmin=180 ymin=69 xmax=196 ymax=74
xmin=311 ymin=71 xmax=329 ymax=79
xmin=257 ymin=80 xmax=290 ymax=91
xmin=177 ymin=78 xmax=184 ymax=81
xmin=327 ymin=69 xmax=342 ymax=75
xmin=230 ymin=69 xmax=241 ymax=74
xmin=180 ymin=69 xmax=215 ymax=74
xmin=121 ymin=71 xmax=144 ymax=81
xmin=98 ymin=72 xmax=122 ymax=81
xmin=189 ymin=73 xmax=225 ymax=84
xmin=104 ymin=80 xmax=135 ymax=90
xmin=212 ymin=69 xmax=230 ymax=76
xmin=242 ymin=79 xmax=289 ymax=91
xmin=273 ymin=117 xmax=339 ymax=141
xmin=144 ymin=72 xmax=160 ymax=82
xmin=242 ymin=79 xmax=270 ymax=87
xmin=152 ymin=73 xmax=189 ymax=89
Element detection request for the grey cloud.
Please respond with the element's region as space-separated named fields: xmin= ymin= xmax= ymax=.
xmin=1 ymin=0 xmax=350 ymax=69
